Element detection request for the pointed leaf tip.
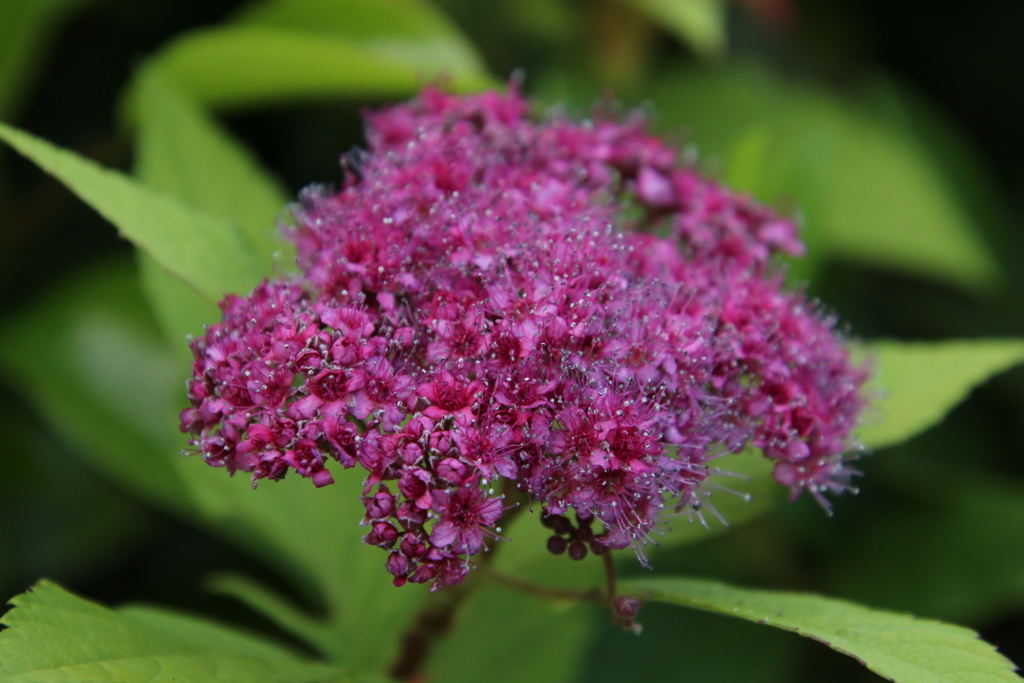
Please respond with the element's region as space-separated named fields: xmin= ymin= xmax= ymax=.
xmin=858 ymin=339 xmax=1024 ymax=449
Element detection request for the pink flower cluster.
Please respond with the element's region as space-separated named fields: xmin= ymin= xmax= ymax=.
xmin=180 ymin=86 xmax=867 ymax=590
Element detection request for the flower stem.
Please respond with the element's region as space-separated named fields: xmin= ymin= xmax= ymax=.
xmin=484 ymin=568 xmax=605 ymax=604
xmin=387 ymin=587 xmax=469 ymax=681
xmin=603 ymin=552 xmax=617 ymax=602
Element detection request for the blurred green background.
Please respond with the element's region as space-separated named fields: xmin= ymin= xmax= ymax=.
xmin=1 ymin=0 xmax=1023 ymax=681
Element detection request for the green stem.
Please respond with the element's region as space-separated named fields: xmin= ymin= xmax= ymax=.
xmin=387 ymin=589 xmax=466 ymax=681
xmin=485 ymin=568 xmax=605 ymax=604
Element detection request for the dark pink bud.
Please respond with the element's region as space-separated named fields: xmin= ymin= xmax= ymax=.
xmin=547 ymin=536 xmax=567 ymax=555
xmin=542 ymin=514 xmax=573 ymax=536
xmin=400 ymin=532 xmax=428 ymax=559
xmin=614 ymin=594 xmax=641 ymax=618
xmin=386 ymin=551 xmax=410 ymax=578
xmin=436 ymin=457 xmax=469 ymax=485
xmin=409 ymin=562 xmax=440 ymax=585
xmin=398 ymin=468 xmax=431 ymax=501
xmin=396 ymin=501 xmax=428 ymax=530
xmin=365 ymin=485 xmax=396 ymax=519
xmin=179 ymin=407 xmax=203 ymax=434
xmin=365 ymin=522 xmax=399 ymax=549
xmin=312 ymin=468 xmax=334 ymax=487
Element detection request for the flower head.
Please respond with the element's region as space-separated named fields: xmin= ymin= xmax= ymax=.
xmin=181 ymin=84 xmax=868 ymax=590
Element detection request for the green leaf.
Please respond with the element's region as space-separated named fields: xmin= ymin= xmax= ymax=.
xmin=648 ymin=66 xmax=999 ymax=292
xmin=0 ymin=260 xmax=192 ymax=516
xmin=170 ymin=460 xmax=428 ymax=670
xmin=0 ymin=580 xmax=348 ymax=683
xmin=133 ymin=69 xmax=293 ymax=266
xmin=0 ymin=0 xmax=96 ymax=119
xmin=136 ymin=253 xmax=220 ymax=364
xmin=426 ymin=582 xmax=598 ymax=683
xmin=863 ymin=78 xmax=1011 ymax=270
xmin=724 ymin=125 xmax=774 ymax=194
xmin=132 ymin=69 xmax=292 ymax=353
xmin=423 ymin=499 xmax=603 ymax=683
xmin=234 ymin=0 xmax=488 ymax=80
xmin=615 ymin=0 xmax=726 ymax=58
xmin=0 ymin=122 xmax=264 ymax=302
xmin=858 ymin=339 xmax=1024 ymax=449
xmin=206 ymin=574 xmax=339 ymax=662
xmin=825 ymin=117 xmax=996 ymax=292
xmin=624 ymin=576 xmax=1022 ymax=683
xmin=133 ymin=24 xmax=497 ymax=114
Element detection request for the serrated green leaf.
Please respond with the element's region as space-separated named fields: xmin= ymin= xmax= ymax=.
xmin=649 ymin=66 xmax=999 ymax=292
xmin=234 ymin=0 xmax=487 ymax=80
xmin=133 ymin=24 xmax=496 ymax=114
xmin=616 ymin=0 xmax=726 ymax=58
xmin=625 ymin=576 xmax=1022 ymax=683
xmin=0 ymin=580 xmax=348 ymax=683
xmin=0 ymin=122 xmax=264 ymax=302
xmin=0 ymin=260 xmax=192 ymax=516
xmin=858 ymin=339 xmax=1024 ymax=449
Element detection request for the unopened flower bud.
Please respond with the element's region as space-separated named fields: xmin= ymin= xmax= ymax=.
xmin=568 ymin=541 xmax=588 ymax=561
xmin=365 ymin=521 xmax=399 ymax=549
xmin=542 ymin=514 xmax=574 ymax=536
xmin=547 ymin=535 xmax=568 ymax=555
xmin=614 ymin=594 xmax=641 ymax=618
